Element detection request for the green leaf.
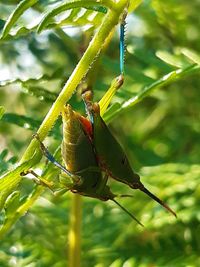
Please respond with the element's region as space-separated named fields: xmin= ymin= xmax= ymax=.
xmin=44 ymin=9 xmax=105 ymax=31
xmin=181 ymin=48 xmax=200 ymax=66
xmin=0 ymin=149 xmax=8 ymax=161
xmin=37 ymin=0 xmax=109 ymax=33
xmin=0 ymin=1 xmax=109 ymax=40
xmin=110 ymin=259 xmax=123 ymax=267
xmin=0 ymin=69 xmax=63 ymax=88
xmin=104 ymin=57 xmax=155 ymax=84
xmin=0 ymin=190 xmax=29 ymax=239
xmin=156 ymin=50 xmax=189 ymax=68
xmin=0 ymin=106 xmax=5 ymax=119
xmin=0 ymin=23 xmax=37 ymax=41
xmin=2 ymin=113 xmax=41 ymax=130
xmin=1 ymin=113 xmax=62 ymax=139
xmin=22 ymin=86 xmax=58 ymax=103
xmin=1 ymin=0 xmax=38 ymax=39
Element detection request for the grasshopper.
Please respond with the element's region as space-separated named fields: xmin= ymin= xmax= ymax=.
xmin=34 ymin=103 xmax=143 ymax=226
xmin=28 ymin=10 xmax=176 ymax=224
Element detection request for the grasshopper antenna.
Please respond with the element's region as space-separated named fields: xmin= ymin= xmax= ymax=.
xmin=112 ymin=199 xmax=144 ymax=227
xmin=140 ymin=186 xmax=177 ymax=218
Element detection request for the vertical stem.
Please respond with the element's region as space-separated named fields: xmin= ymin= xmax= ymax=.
xmin=68 ymin=194 xmax=82 ymax=267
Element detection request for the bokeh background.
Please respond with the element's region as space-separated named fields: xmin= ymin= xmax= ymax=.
xmin=0 ymin=0 xmax=200 ymax=266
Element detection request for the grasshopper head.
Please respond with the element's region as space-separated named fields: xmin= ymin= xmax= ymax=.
xmin=62 ymin=104 xmax=73 ymax=121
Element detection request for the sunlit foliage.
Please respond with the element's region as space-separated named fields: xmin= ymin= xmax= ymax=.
xmin=0 ymin=0 xmax=200 ymax=266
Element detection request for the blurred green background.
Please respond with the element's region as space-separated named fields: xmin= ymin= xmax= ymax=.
xmin=0 ymin=0 xmax=200 ymax=266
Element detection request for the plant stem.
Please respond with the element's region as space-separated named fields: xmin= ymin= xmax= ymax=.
xmin=68 ymin=194 xmax=82 ymax=267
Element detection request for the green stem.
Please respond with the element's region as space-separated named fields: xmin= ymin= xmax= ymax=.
xmin=68 ymin=195 xmax=82 ymax=267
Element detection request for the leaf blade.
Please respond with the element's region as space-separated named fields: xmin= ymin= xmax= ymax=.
xmin=37 ymin=0 xmax=108 ymax=33
xmin=1 ymin=0 xmax=38 ymax=39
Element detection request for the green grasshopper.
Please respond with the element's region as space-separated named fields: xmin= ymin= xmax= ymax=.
xmin=34 ymin=81 xmax=176 ymax=226
xmin=34 ymin=102 xmax=143 ymax=226
xmin=30 ymin=11 xmax=176 ymax=224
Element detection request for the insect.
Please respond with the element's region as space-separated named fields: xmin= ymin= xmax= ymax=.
xmin=34 ymin=104 xmax=143 ymax=226
xmin=30 ymin=10 xmax=176 ymax=224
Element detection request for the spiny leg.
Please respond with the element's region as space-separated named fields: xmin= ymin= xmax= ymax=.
xmin=33 ymin=133 xmax=81 ymax=184
xmin=119 ymin=12 xmax=127 ymax=75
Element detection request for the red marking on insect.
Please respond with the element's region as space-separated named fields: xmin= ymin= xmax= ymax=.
xmin=78 ymin=115 xmax=93 ymax=138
